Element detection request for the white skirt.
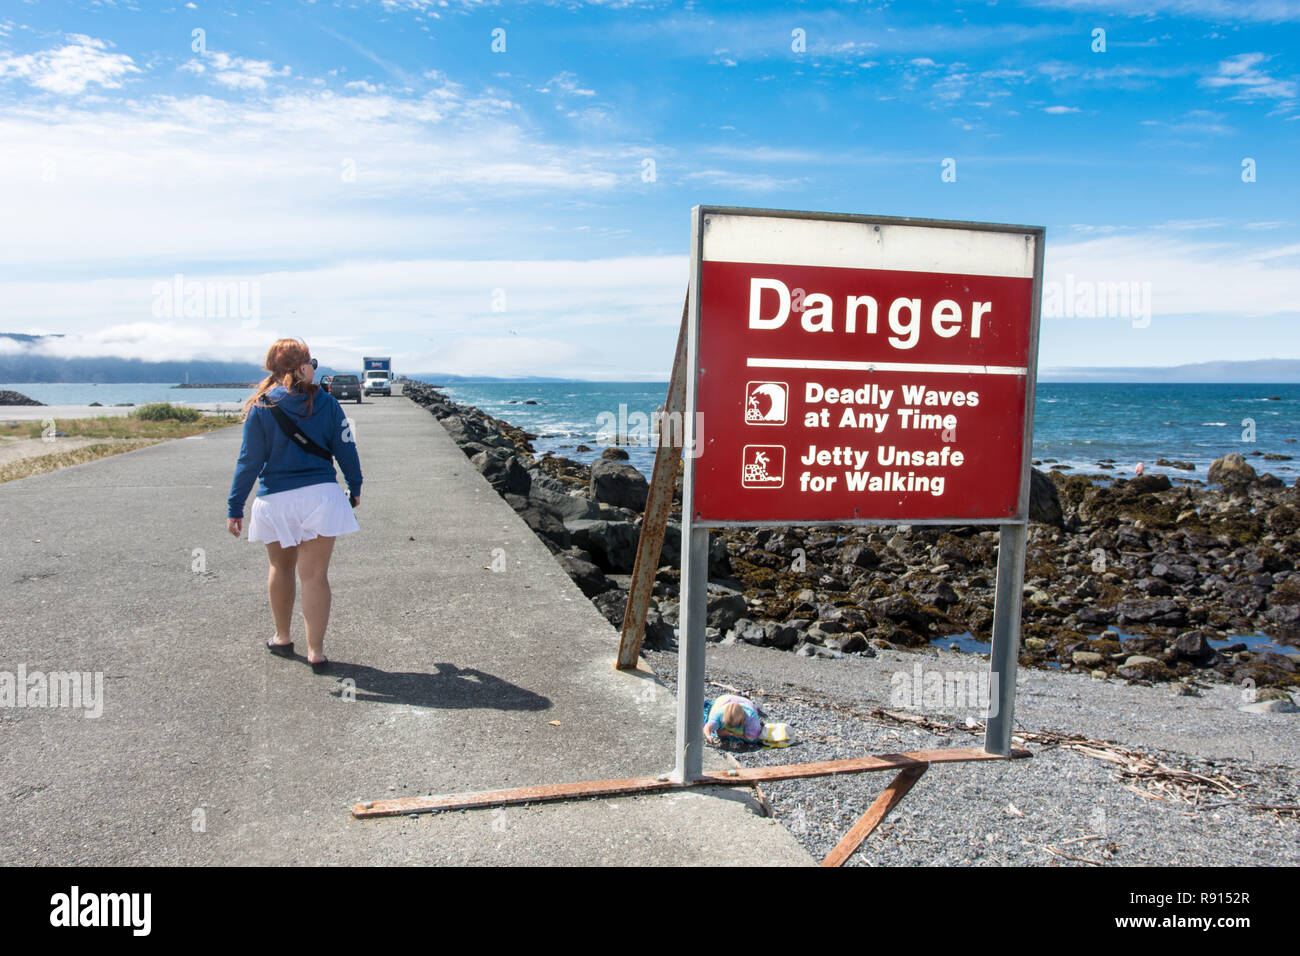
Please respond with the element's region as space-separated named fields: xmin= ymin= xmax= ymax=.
xmin=248 ymin=481 xmax=360 ymax=548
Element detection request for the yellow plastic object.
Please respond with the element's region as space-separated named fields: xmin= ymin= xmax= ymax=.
xmin=759 ymin=722 xmax=791 ymax=748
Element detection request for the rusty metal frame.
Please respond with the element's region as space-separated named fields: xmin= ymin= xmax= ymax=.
xmin=352 ymin=746 xmax=1029 ymax=865
xmin=352 ymin=747 xmax=1030 ymax=867
xmin=820 ymin=764 xmax=928 ymax=867
xmin=616 ymin=291 xmax=689 ymax=670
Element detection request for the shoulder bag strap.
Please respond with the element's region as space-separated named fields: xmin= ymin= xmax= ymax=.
xmin=267 ymin=404 xmax=333 ymax=462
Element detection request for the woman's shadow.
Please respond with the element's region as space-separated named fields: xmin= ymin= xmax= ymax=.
xmin=324 ymin=660 xmax=550 ymax=711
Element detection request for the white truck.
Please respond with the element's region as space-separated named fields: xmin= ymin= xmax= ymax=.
xmin=362 ymin=356 xmax=392 ymax=396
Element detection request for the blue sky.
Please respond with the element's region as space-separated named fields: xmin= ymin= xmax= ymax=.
xmin=0 ymin=0 xmax=1297 ymax=379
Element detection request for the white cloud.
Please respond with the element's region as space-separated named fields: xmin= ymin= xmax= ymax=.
xmin=1043 ymin=105 xmax=1080 ymax=113
xmin=1200 ymin=52 xmax=1298 ymax=110
xmin=1046 ymin=231 xmax=1300 ymax=319
xmin=538 ymin=71 xmax=596 ymax=96
xmin=682 ymin=169 xmax=803 ymax=191
xmin=1 ymin=255 xmax=688 ymax=378
xmin=1140 ymin=109 xmax=1233 ymax=137
xmin=1160 ymin=218 xmax=1227 ymax=231
xmin=0 ymin=34 xmax=140 ymax=95
xmin=1026 ymin=0 xmax=1300 ymax=23
xmin=181 ymin=51 xmax=291 ymax=91
xmin=0 ymin=87 xmax=625 ymax=269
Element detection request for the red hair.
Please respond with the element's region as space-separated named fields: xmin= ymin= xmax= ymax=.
xmin=242 ymin=338 xmax=318 ymax=419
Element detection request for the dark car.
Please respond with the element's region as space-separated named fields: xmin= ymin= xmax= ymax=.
xmin=330 ymin=374 xmax=361 ymax=403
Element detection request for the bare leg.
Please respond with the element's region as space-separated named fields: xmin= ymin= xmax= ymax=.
xmin=297 ymin=535 xmax=336 ymax=663
xmin=265 ymin=542 xmax=298 ymax=643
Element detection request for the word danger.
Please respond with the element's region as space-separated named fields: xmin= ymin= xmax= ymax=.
xmin=750 ymin=278 xmax=993 ymax=349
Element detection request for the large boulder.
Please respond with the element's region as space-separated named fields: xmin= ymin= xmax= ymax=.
xmin=528 ymin=473 xmax=601 ymax=521
xmin=555 ymin=549 xmax=613 ymax=597
xmin=873 ymin=591 xmax=929 ymax=628
xmin=1114 ymin=598 xmax=1185 ymax=627
xmin=706 ymin=587 xmax=748 ymax=631
xmin=441 ymin=414 xmax=490 ymax=445
xmin=641 ymin=608 xmax=677 ymax=650
xmin=628 ymin=515 xmax=681 ymax=569
xmin=509 ymin=498 xmax=570 ymax=549
xmin=590 ymin=459 xmax=649 ymax=511
xmin=1029 ymin=468 xmax=1064 ymax=527
xmin=565 ymin=518 xmax=640 ymax=572
xmin=1208 ymin=453 xmax=1257 ymax=486
xmin=840 ymin=542 xmax=880 ymax=568
xmin=591 ymin=588 xmax=629 ymax=627
xmin=471 ymin=450 xmax=531 ymax=496
xmin=1127 ymin=474 xmax=1173 ymax=494
xmin=1173 ymin=630 xmax=1215 ymax=664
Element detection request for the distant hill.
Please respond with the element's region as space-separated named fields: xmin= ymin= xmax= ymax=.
xmin=1039 ymin=359 xmax=1300 ymax=383
xmin=5 ymin=339 xmax=1298 ymax=385
xmin=408 ymin=373 xmax=580 ymax=383
xmin=0 ymin=353 xmax=271 ymax=385
xmin=0 ymin=336 xmax=350 ymax=384
xmin=0 ymin=332 xmax=63 ymax=345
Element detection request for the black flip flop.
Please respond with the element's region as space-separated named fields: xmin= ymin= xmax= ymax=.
xmin=267 ymin=640 xmax=294 ymax=658
xmin=310 ymin=658 xmax=330 ymax=674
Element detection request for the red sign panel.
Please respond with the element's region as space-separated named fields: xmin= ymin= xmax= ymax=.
xmin=689 ymin=211 xmax=1041 ymax=525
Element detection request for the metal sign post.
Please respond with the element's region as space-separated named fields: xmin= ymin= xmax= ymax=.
xmin=984 ymin=522 xmax=1027 ymax=755
xmin=673 ymin=209 xmax=710 ymax=783
xmin=986 ymin=225 xmax=1043 ymax=755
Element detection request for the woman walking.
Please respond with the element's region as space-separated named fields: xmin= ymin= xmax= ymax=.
xmin=226 ymin=339 xmax=363 ymax=673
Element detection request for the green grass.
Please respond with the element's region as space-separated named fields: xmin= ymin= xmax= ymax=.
xmin=131 ymin=402 xmax=203 ymax=422
xmin=6 ymin=412 xmax=240 ymax=441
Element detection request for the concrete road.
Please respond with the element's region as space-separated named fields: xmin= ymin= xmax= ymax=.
xmin=0 ymin=389 xmax=811 ymax=865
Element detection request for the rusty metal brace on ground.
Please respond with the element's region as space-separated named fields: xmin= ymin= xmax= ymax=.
xmin=352 ymin=745 xmax=1031 ymax=866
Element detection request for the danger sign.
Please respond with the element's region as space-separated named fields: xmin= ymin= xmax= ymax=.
xmin=686 ymin=208 xmax=1043 ymax=525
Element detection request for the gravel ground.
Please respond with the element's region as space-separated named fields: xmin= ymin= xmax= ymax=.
xmin=643 ymin=645 xmax=1300 ymax=866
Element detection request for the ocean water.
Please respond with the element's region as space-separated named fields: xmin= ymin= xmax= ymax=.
xmin=425 ymin=381 xmax=1300 ymax=484
xmin=928 ymin=629 xmax=1299 ymax=656
xmin=6 ymin=379 xmax=1298 ymax=485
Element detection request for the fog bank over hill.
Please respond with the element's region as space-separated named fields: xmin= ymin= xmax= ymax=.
xmin=1039 ymin=360 xmax=1300 ymax=383
xmin=4 ymin=333 xmax=1297 ymax=385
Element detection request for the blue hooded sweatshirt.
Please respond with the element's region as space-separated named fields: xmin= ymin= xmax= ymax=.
xmin=227 ymin=385 xmax=363 ymax=519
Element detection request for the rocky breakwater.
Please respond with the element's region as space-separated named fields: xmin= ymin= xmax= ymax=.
xmin=0 ymin=390 xmax=43 ymax=405
xmin=404 ymin=380 xmax=721 ymax=651
xmin=403 ymin=382 xmax=1299 ymax=693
